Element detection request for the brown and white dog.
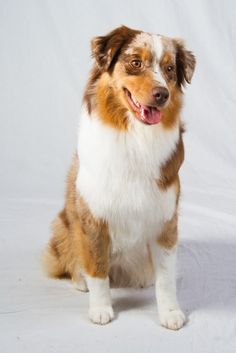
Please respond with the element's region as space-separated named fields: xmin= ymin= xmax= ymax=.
xmin=43 ymin=26 xmax=196 ymax=330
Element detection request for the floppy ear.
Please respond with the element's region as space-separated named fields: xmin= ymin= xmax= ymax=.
xmin=174 ymin=39 xmax=196 ymax=86
xmin=91 ymin=26 xmax=139 ymax=72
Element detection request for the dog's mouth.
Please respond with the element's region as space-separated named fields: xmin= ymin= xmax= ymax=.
xmin=124 ymin=88 xmax=162 ymax=125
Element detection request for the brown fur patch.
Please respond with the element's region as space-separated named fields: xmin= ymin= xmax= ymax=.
xmin=74 ymin=193 xmax=110 ymax=278
xmin=70 ymin=212 xmax=110 ymax=278
xmin=83 ymin=66 xmax=101 ymax=114
xmin=121 ymin=70 xmax=157 ymax=106
xmin=65 ymin=154 xmax=79 ymax=220
xmin=91 ymin=26 xmax=140 ymax=72
xmin=158 ymin=51 xmax=183 ymax=129
xmin=174 ymin=39 xmax=196 ymax=86
xmin=160 ymin=52 xmax=177 ymax=83
xmin=43 ymin=155 xmax=110 ymax=279
xmin=161 ymin=86 xmax=182 ymax=129
xmin=161 ymin=52 xmax=173 ymax=66
xmin=157 ymin=213 xmax=178 ymax=249
xmin=43 ymin=213 xmax=74 ymax=278
xmin=157 ymin=131 xmax=184 ymax=190
xmin=83 ymin=26 xmax=141 ymax=116
xmin=95 ymin=73 xmax=129 ymax=130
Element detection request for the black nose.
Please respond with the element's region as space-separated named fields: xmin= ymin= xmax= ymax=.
xmin=152 ymin=87 xmax=169 ymax=106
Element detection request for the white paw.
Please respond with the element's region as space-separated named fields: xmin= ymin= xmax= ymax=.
xmin=89 ymin=306 xmax=114 ymax=325
xmin=159 ymin=309 xmax=186 ymax=330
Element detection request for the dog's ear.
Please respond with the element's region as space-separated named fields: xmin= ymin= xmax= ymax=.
xmin=91 ymin=26 xmax=139 ymax=72
xmin=174 ymin=39 xmax=196 ymax=86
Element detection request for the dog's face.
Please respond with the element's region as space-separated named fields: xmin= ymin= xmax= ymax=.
xmin=91 ymin=26 xmax=196 ymax=127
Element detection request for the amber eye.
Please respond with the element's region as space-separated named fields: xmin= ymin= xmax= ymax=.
xmin=131 ymin=59 xmax=142 ymax=68
xmin=167 ymin=65 xmax=174 ymax=72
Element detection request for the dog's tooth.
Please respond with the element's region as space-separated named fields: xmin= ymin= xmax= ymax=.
xmin=131 ymin=94 xmax=141 ymax=108
xmin=141 ymin=107 xmax=145 ymax=120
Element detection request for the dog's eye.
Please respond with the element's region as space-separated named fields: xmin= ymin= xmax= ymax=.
xmin=167 ymin=65 xmax=174 ymax=72
xmin=131 ymin=59 xmax=142 ymax=68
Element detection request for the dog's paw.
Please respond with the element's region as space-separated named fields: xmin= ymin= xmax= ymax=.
xmin=89 ymin=306 xmax=114 ymax=325
xmin=159 ymin=309 xmax=186 ymax=330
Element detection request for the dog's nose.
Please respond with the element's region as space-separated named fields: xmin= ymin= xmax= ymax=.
xmin=152 ymin=87 xmax=169 ymax=106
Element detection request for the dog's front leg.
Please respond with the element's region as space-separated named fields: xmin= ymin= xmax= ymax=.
xmin=77 ymin=219 xmax=113 ymax=325
xmin=150 ymin=217 xmax=185 ymax=330
xmin=86 ymin=275 xmax=113 ymax=325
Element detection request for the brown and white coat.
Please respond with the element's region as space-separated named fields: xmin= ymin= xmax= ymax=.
xmin=44 ymin=26 xmax=195 ymax=330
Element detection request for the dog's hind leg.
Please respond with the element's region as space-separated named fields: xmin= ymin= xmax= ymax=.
xmin=42 ymin=209 xmax=75 ymax=279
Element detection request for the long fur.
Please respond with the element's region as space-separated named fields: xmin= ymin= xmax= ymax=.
xmin=43 ymin=25 xmax=195 ymax=328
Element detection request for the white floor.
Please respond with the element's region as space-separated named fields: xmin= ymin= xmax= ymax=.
xmin=1 ymin=186 xmax=236 ymax=353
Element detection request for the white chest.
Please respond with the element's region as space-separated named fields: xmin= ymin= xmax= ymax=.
xmin=76 ymin=109 xmax=179 ymax=251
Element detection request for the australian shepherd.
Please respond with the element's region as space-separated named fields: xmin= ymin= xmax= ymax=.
xmin=43 ymin=25 xmax=196 ymax=330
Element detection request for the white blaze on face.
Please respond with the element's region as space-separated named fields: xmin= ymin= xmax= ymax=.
xmin=151 ymin=34 xmax=167 ymax=87
xmin=124 ymin=32 xmax=151 ymax=54
xmin=151 ymin=34 xmax=164 ymax=61
xmin=125 ymin=32 xmax=167 ymax=87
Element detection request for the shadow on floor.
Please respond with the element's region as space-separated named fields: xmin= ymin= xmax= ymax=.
xmin=112 ymin=240 xmax=236 ymax=315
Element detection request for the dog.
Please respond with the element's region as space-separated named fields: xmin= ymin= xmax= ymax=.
xmin=43 ymin=25 xmax=196 ymax=330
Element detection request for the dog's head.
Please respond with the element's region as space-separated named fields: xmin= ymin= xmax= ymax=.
xmin=86 ymin=26 xmax=196 ymax=128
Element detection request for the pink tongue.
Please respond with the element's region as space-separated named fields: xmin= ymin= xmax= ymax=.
xmin=140 ymin=106 xmax=161 ymax=125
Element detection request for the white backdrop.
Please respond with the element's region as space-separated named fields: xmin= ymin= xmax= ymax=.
xmin=1 ymin=0 xmax=235 ymax=200
xmin=1 ymin=1 xmax=236 ymax=352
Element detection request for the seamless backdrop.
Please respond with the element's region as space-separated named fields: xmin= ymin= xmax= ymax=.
xmin=0 ymin=1 xmax=236 ymax=353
